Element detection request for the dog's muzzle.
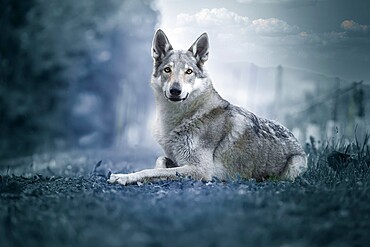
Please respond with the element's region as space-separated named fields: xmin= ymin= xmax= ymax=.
xmin=164 ymin=91 xmax=189 ymax=102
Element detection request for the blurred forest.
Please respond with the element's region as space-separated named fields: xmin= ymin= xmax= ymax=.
xmin=0 ymin=0 xmax=157 ymax=159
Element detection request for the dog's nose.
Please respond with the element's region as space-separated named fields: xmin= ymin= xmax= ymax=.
xmin=169 ymin=83 xmax=182 ymax=96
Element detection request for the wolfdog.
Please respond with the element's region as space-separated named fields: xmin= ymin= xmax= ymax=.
xmin=109 ymin=29 xmax=307 ymax=185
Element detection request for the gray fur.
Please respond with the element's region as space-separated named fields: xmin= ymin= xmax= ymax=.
xmin=109 ymin=29 xmax=307 ymax=185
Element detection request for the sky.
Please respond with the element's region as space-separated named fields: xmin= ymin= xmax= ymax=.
xmin=155 ymin=0 xmax=370 ymax=83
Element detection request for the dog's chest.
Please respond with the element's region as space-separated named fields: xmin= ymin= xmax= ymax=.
xmin=156 ymin=120 xmax=203 ymax=165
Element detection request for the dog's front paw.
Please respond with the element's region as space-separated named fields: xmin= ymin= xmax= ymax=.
xmin=155 ymin=156 xmax=177 ymax=169
xmin=155 ymin=156 xmax=167 ymax=168
xmin=108 ymin=173 xmax=130 ymax=185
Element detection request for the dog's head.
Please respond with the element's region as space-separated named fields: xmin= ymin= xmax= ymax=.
xmin=151 ymin=29 xmax=210 ymax=103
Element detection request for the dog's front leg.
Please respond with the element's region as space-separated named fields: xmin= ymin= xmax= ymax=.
xmin=108 ymin=165 xmax=201 ymax=186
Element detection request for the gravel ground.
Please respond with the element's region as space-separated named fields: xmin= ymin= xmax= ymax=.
xmin=0 ymin=144 xmax=369 ymax=247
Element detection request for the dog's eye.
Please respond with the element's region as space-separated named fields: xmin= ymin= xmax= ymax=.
xmin=185 ymin=69 xmax=193 ymax=75
xmin=163 ymin=67 xmax=171 ymax=73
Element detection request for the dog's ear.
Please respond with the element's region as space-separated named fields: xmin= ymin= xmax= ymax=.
xmin=188 ymin=33 xmax=209 ymax=66
xmin=152 ymin=29 xmax=173 ymax=61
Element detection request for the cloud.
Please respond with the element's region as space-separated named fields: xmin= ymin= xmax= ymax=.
xmin=238 ymin=0 xmax=312 ymax=2
xmin=237 ymin=0 xmax=321 ymax=7
xmin=340 ymin=20 xmax=370 ymax=35
xmin=177 ymin=8 xmax=249 ymax=28
xmin=177 ymin=8 xmax=299 ymax=37
xmin=173 ymin=9 xmax=370 ymax=50
xmin=251 ymin=18 xmax=300 ymax=36
xmin=171 ymin=8 xmax=321 ymax=53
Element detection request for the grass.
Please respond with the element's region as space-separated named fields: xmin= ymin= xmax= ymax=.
xmin=303 ymin=134 xmax=370 ymax=186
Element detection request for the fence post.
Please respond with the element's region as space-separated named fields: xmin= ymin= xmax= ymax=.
xmin=332 ymin=77 xmax=340 ymax=122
